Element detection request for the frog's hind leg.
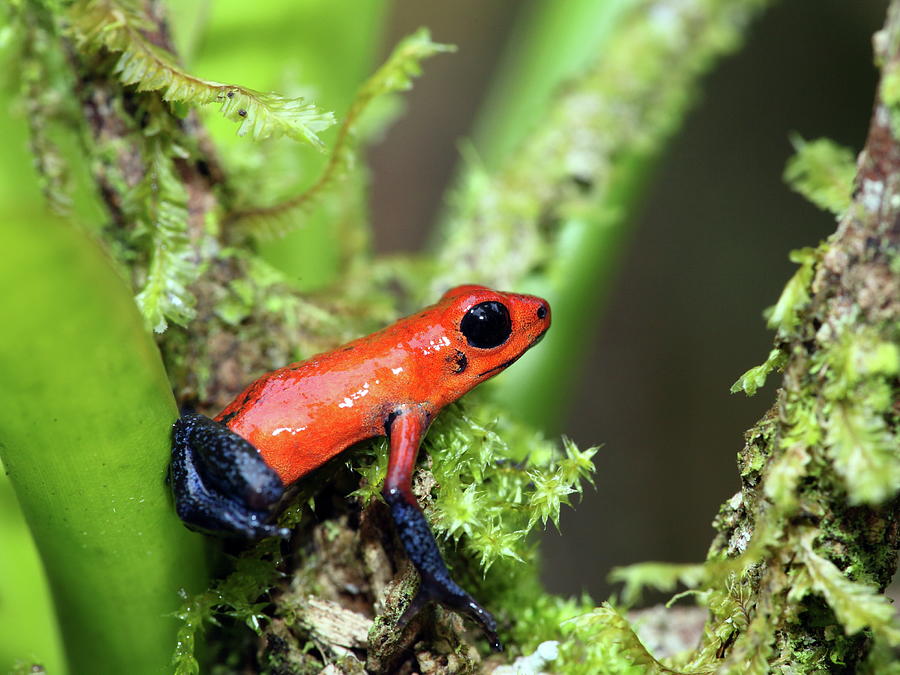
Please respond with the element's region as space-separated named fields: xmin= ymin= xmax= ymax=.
xmin=383 ymin=407 xmax=502 ymax=651
xmin=170 ymin=413 xmax=288 ymax=540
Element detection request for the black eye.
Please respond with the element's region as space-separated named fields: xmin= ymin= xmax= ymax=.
xmin=460 ymin=301 xmax=512 ymax=349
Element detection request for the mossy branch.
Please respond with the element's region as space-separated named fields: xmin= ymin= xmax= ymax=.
xmin=69 ymin=0 xmax=335 ymax=146
xmin=171 ymin=400 xmax=599 ymax=668
xmin=597 ymin=3 xmax=900 ymax=671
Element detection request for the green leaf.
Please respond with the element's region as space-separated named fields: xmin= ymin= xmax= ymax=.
xmin=563 ymin=603 xmax=697 ymax=675
xmin=69 ymin=0 xmax=334 ymax=146
xmin=783 ymin=136 xmax=856 ymax=216
xmin=132 ymin=137 xmax=196 ymax=333
xmin=764 ymin=399 xmax=819 ymax=510
xmin=824 ymin=396 xmax=900 ymax=505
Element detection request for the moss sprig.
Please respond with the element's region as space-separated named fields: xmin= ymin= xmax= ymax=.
xmin=730 ymin=244 xmax=823 ymax=396
xmin=783 ymin=136 xmax=856 ymax=217
xmin=791 ymin=530 xmax=900 ymax=644
xmin=68 ymin=0 xmax=334 ymax=146
xmin=557 ymin=603 xmax=691 ymax=675
xmin=128 ymin=128 xmax=196 ymax=333
xmin=173 ymin=540 xmax=284 ymax=675
xmin=228 ymin=28 xmax=454 ymax=239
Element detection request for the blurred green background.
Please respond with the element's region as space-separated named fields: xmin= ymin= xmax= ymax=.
xmin=369 ymin=0 xmax=887 ymax=599
xmin=0 ymin=0 xmax=888 ymax=670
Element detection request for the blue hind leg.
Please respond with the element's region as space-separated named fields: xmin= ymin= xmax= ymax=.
xmin=170 ymin=413 xmax=288 ymax=539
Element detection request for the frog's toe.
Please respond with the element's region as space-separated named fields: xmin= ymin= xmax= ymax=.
xmin=416 ymin=573 xmax=502 ymax=652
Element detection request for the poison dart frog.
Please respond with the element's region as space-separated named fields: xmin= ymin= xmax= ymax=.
xmin=170 ymin=285 xmax=551 ymax=651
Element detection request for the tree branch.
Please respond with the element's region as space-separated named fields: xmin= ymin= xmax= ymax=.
xmin=701 ymin=3 xmax=900 ymax=669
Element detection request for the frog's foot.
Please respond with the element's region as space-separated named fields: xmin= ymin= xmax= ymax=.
xmin=170 ymin=413 xmax=289 ymax=540
xmin=385 ymin=489 xmax=502 ymax=652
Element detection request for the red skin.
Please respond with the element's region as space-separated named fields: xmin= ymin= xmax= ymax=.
xmin=215 ymin=285 xmax=551 ymax=486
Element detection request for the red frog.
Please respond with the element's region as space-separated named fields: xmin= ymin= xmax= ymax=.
xmin=170 ymin=285 xmax=551 ymax=650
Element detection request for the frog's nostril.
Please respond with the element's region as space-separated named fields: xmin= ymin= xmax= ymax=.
xmin=537 ymin=305 xmax=547 ymax=320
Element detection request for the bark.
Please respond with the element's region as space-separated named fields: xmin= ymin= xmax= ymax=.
xmin=706 ymin=3 xmax=900 ymax=670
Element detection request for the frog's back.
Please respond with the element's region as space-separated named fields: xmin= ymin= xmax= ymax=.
xmin=215 ymin=333 xmax=419 ymax=484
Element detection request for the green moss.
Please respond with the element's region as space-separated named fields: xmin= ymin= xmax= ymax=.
xmin=783 ymin=136 xmax=856 ymax=216
xmin=229 ymin=28 xmax=454 ymax=239
xmin=554 ymin=604 xmax=673 ymax=675
xmin=364 ymin=400 xmax=597 ymax=573
xmin=730 ymin=348 xmax=788 ymax=396
xmin=70 ymin=0 xmax=335 ymax=146
xmin=173 ymin=541 xmax=285 ymax=674
xmin=590 ymin=127 xmax=900 ymax=670
xmin=764 ymin=246 xmax=821 ymax=335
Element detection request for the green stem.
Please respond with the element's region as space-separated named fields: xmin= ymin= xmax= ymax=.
xmin=0 ymin=217 xmax=208 ymax=673
xmin=493 ymin=154 xmax=652 ymax=430
xmin=0 ymin=472 xmax=64 ymax=673
xmin=472 ymin=0 xmax=635 ymax=169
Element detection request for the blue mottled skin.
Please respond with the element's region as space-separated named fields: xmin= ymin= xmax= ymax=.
xmin=170 ymin=413 xmax=288 ymax=539
xmin=384 ymin=488 xmax=501 ymax=650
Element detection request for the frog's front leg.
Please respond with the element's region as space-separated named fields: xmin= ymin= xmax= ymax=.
xmin=170 ymin=412 xmax=289 ymax=539
xmin=382 ymin=407 xmax=502 ymax=651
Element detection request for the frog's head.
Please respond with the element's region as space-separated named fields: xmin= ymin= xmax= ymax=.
xmin=434 ymin=284 xmax=551 ymax=394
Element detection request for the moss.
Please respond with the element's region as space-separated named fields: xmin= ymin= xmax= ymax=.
xmin=591 ymin=84 xmax=900 ymax=671
xmin=259 ymin=621 xmax=320 ymax=675
xmin=783 ymin=136 xmax=856 ymax=217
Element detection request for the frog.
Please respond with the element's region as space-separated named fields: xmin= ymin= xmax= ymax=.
xmin=170 ymin=284 xmax=551 ymax=650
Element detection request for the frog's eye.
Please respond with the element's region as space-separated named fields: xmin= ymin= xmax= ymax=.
xmin=460 ymin=301 xmax=512 ymax=349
